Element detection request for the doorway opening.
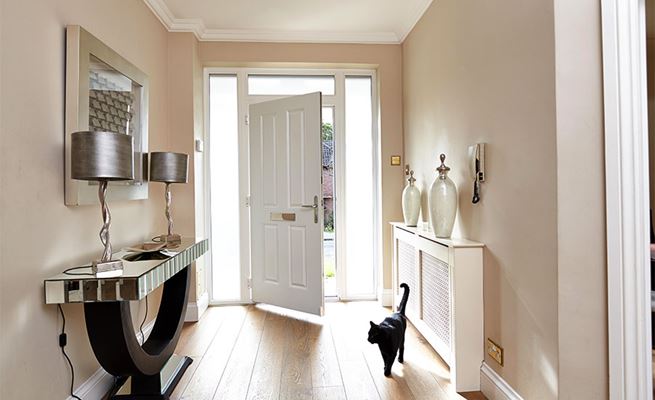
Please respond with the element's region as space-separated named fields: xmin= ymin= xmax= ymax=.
xmin=205 ymin=68 xmax=380 ymax=305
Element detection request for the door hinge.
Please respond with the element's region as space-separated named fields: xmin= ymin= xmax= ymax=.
xmin=244 ymin=114 xmax=249 ymax=125
xmin=247 ymin=278 xmax=252 ymax=289
xmin=245 ymin=195 xmax=251 ymax=207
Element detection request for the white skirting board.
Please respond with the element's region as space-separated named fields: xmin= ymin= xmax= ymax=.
xmin=65 ymin=367 xmax=115 ymax=400
xmin=185 ymin=291 xmax=209 ymax=322
xmin=378 ymin=288 xmax=393 ymax=307
xmin=65 ymin=319 xmax=156 ymax=400
xmin=480 ymin=362 xmax=523 ymax=400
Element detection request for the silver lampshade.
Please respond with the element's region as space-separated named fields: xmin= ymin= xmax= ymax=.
xmin=71 ymin=131 xmax=133 ymax=181
xmin=149 ymin=152 xmax=189 ymax=247
xmin=70 ymin=131 xmax=134 ymax=276
xmin=150 ymin=152 xmax=188 ymax=183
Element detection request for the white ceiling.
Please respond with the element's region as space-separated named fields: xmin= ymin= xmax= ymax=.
xmin=143 ymin=0 xmax=433 ymax=44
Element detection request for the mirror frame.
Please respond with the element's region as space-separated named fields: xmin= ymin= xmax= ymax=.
xmin=65 ymin=25 xmax=149 ymax=205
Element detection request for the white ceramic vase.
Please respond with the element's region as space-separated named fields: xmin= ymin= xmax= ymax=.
xmin=402 ymin=170 xmax=421 ymax=227
xmin=429 ymin=154 xmax=457 ymax=238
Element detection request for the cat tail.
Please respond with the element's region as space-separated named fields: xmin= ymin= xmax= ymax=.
xmin=398 ymin=283 xmax=410 ymax=316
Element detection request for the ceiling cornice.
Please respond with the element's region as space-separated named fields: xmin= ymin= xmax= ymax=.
xmin=143 ymin=0 xmax=405 ymax=44
xmin=398 ymin=0 xmax=434 ymax=42
xmin=199 ymin=29 xmax=400 ymax=44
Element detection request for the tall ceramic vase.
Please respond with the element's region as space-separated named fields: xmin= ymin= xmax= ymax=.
xmin=402 ymin=170 xmax=421 ymax=227
xmin=429 ymin=154 xmax=457 ymax=238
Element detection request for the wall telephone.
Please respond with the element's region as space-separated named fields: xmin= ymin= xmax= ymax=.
xmin=468 ymin=143 xmax=485 ymax=204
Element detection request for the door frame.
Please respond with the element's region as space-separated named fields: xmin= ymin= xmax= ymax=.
xmin=203 ymin=66 xmax=381 ymax=305
xmin=602 ymin=0 xmax=653 ymax=398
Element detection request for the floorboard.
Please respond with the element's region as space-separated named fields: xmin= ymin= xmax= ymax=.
xmin=212 ymin=306 xmax=268 ymax=400
xmin=171 ymin=301 xmax=486 ymax=400
xmin=176 ymin=306 xmax=227 ymax=358
xmin=279 ymin=318 xmax=314 ymax=400
xmin=328 ymin=302 xmax=381 ymax=400
xmin=246 ymin=311 xmax=291 ymax=400
xmin=309 ymin=322 xmax=342 ymax=388
xmin=312 ymin=386 xmax=347 ymax=400
xmin=170 ymin=356 xmax=199 ymax=400
xmin=179 ymin=306 xmax=248 ymax=400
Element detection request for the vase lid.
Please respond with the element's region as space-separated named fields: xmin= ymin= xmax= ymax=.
xmin=407 ymin=170 xmax=416 ymax=185
xmin=436 ymin=154 xmax=451 ymax=176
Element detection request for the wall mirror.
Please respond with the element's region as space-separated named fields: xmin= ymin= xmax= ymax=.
xmin=65 ymin=25 xmax=149 ymax=205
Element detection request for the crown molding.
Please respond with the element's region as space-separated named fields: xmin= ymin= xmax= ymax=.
xmin=199 ymin=29 xmax=399 ymax=44
xmin=398 ymin=0 xmax=434 ymax=42
xmin=144 ymin=0 xmax=175 ymax=28
xmin=143 ymin=0 xmax=406 ymax=44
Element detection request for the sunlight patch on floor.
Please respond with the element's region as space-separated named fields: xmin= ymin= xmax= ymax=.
xmin=254 ymin=302 xmax=325 ymax=325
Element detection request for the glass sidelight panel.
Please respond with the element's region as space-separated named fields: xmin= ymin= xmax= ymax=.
xmin=209 ymin=75 xmax=241 ymax=302
xmin=322 ymin=107 xmax=337 ymax=297
xmin=343 ymin=76 xmax=375 ymax=297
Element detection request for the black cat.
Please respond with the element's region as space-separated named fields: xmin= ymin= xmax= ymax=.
xmin=367 ymin=283 xmax=410 ymax=377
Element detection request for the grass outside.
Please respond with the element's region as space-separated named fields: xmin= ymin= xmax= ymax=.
xmin=324 ymin=230 xmax=335 ymax=278
xmin=325 ymin=258 xmax=335 ymax=278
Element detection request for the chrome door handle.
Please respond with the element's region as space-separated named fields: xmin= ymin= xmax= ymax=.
xmin=301 ymin=195 xmax=319 ymax=223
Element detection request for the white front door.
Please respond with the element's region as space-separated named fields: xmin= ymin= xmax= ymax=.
xmin=249 ymin=92 xmax=324 ymax=316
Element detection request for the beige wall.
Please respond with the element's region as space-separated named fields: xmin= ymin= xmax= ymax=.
xmin=166 ymin=33 xmax=204 ymax=300
xmin=197 ymin=41 xmax=404 ymax=292
xmin=193 ymin=35 xmax=208 ymax=298
xmin=402 ymin=0 xmax=560 ymax=398
xmin=554 ymin=0 xmax=607 ymax=398
xmin=0 ymin=0 xmax=169 ymax=398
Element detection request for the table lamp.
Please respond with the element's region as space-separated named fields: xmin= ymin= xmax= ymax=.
xmin=71 ymin=131 xmax=134 ymax=275
xmin=150 ymin=152 xmax=188 ymax=246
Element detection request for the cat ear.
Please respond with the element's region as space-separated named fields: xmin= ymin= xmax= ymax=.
xmin=370 ymin=321 xmax=377 ymax=328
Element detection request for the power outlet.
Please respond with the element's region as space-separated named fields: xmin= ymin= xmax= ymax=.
xmin=487 ymin=338 xmax=504 ymax=366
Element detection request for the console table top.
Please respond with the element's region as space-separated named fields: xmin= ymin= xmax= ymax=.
xmin=44 ymin=237 xmax=208 ymax=304
xmin=390 ymin=222 xmax=484 ymax=248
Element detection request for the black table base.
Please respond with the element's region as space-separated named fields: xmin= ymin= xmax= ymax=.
xmin=84 ymin=266 xmax=191 ymax=399
xmin=109 ymin=355 xmax=193 ymax=399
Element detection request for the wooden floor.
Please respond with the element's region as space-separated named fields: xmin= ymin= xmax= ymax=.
xmin=172 ymin=301 xmax=487 ymax=400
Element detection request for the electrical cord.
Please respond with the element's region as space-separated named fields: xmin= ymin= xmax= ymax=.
xmin=139 ymin=295 xmax=149 ymax=344
xmin=57 ymin=305 xmax=82 ymax=400
xmin=62 ymin=266 xmax=94 ymax=276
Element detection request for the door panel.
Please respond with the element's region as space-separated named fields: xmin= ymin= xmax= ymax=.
xmin=263 ymin=225 xmax=280 ymax=282
xmin=249 ymin=92 xmax=324 ymax=315
xmin=261 ymin=114 xmax=278 ymax=207
xmin=289 ymin=226 xmax=307 ymax=287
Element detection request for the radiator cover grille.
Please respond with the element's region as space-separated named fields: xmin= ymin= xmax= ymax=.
xmin=421 ymin=252 xmax=451 ymax=349
xmin=397 ymin=240 xmax=419 ymax=316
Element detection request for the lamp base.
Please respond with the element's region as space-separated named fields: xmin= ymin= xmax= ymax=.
xmin=154 ymin=234 xmax=182 ymax=247
xmin=92 ymin=259 xmax=124 ymax=277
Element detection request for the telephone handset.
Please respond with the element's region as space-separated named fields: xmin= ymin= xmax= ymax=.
xmin=468 ymin=143 xmax=485 ymax=204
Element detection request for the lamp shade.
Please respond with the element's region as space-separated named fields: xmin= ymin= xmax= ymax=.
xmin=150 ymin=152 xmax=188 ymax=183
xmin=71 ymin=131 xmax=134 ymax=181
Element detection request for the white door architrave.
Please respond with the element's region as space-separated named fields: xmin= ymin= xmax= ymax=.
xmin=602 ymin=0 xmax=653 ymax=398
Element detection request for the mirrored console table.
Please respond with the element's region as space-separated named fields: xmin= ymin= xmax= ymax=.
xmin=44 ymin=237 xmax=208 ymax=400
